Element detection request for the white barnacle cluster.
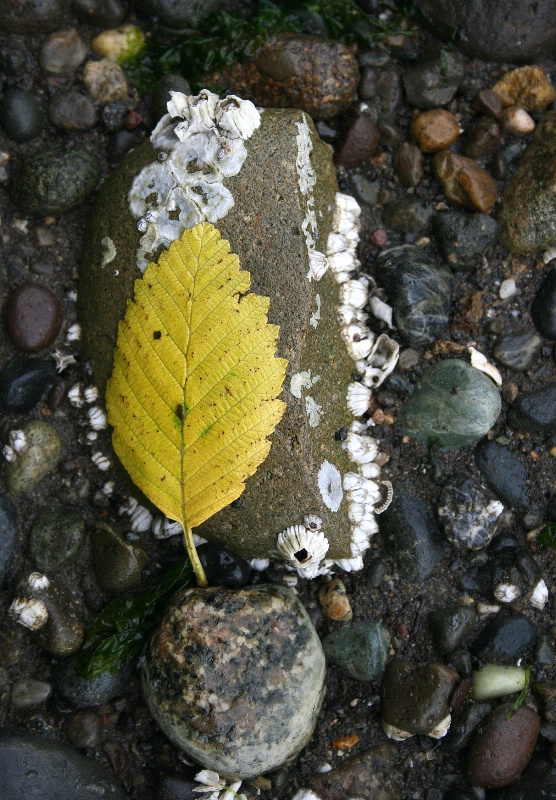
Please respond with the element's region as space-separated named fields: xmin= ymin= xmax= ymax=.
xmin=119 ymin=495 xmax=153 ymax=532
xmin=192 ymin=769 xmax=247 ymax=800
xmin=276 ymin=515 xmax=333 ymax=578
xmin=295 ymin=115 xmax=329 ymax=281
xmin=152 ymin=515 xmax=182 ymax=539
xmin=128 ymin=90 xmax=261 ymax=271
xmin=3 ymin=428 xmax=27 ymax=463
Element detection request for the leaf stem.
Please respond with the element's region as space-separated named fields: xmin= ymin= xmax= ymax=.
xmin=182 ymin=525 xmax=208 ymax=587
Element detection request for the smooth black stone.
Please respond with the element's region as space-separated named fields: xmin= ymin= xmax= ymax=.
xmin=514 ymin=549 xmax=542 ymax=586
xmin=0 ymin=495 xmax=18 ymax=588
xmin=428 ymin=605 xmax=477 ymax=654
xmin=0 ymin=729 xmax=126 ymax=799
xmin=197 ymin=543 xmax=251 ymax=586
xmin=459 ymin=561 xmax=494 ymax=595
xmin=0 ymin=88 xmax=44 ymax=142
xmin=0 ymin=357 xmax=57 ymax=412
xmin=444 ymin=702 xmax=491 ymax=751
xmin=154 ymin=772 xmax=199 ymax=800
xmin=379 ymin=481 xmax=446 ymax=582
xmin=531 ymin=268 xmax=556 ymax=340
xmin=492 ymin=331 xmax=542 ymax=372
xmin=377 ymin=245 xmax=454 ymax=346
xmin=433 ymin=211 xmax=499 ymax=270
xmin=135 ymin=0 xmax=219 ymax=28
xmin=489 ymin=530 xmax=524 ymax=554
xmin=474 ymin=440 xmax=532 ymax=511
xmin=494 ymin=755 xmax=556 ymax=799
xmin=55 ymin=657 xmax=131 ymax=707
xmin=470 ymin=613 xmax=539 ymax=660
xmin=72 ymin=0 xmax=127 ymax=26
xmin=507 ymin=383 xmax=556 ymax=432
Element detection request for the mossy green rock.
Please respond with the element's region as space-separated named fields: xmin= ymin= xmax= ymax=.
xmin=5 ymin=420 xmax=61 ymax=494
xmin=398 ymin=359 xmax=501 ymax=449
xmin=29 ymin=506 xmax=85 ymax=573
xmin=90 ymin=522 xmax=148 ymax=593
xmin=79 ymin=108 xmax=356 ymax=559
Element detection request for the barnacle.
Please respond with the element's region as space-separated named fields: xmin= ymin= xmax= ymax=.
xmin=277 ymin=524 xmax=330 ymax=568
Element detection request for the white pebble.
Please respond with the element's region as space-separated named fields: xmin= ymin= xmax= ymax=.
xmin=499 ymin=278 xmax=516 ymax=299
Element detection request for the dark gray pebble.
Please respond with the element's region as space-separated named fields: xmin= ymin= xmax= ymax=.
xmin=154 ymin=772 xmax=199 ymax=800
xmin=432 ymin=211 xmax=499 ymax=270
xmin=10 ymin=679 xmax=52 ymax=708
xmin=470 ymin=612 xmax=539 ymax=660
xmin=358 ymin=64 xmax=402 ymax=119
xmin=0 ymin=356 xmax=57 ymax=413
xmin=55 ymin=657 xmax=132 ymax=707
xmin=378 ymin=245 xmax=453 ymax=346
xmin=0 ymin=88 xmax=44 ymax=143
xmin=402 ymin=49 xmax=465 ymax=109
xmin=492 ymin=331 xmax=542 ymax=372
xmin=151 ymin=74 xmax=192 ymax=126
xmin=72 ymin=0 xmax=127 ymax=26
xmin=102 ymin=102 xmax=127 ymax=132
xmin=107 ymin=128 xmax=145 ymax=164
xmin=63 ymin=710 xmax=103 ymax=749
xmin=437 ymin=474 xmax=503 ymax=550
xmin=0 ymin=495 xmax=18 ymax=589
xmin=428 ymin=604 xmax=477 ymax=655
xmin=349 ymin=173 xmax=379 ymax=207
xmin=444 ymin=701 xmax=491 ymax=751
xmin=507 ymin=383 xmax=556 ymax=432
xmin=531 ymin=267 xmax=556 ymax=340
xmin=334 ymin=110 xmax=380 ymax=170
xmin=0 ymin=0 xmax=64 ymax=33
xmin=474 ymin=440 xmax=533 ymax=511
xmin=10 ymin=148 xmax=101 ymax=216
xmin=382 ymin=198 xmax=432 ymax=233
xmin=29 ymin=506 xmax=86 ymax=573
xmin=497 ymin=756 xmax=556 ymax=800
xmin=322 ymin=621 xmax=390 ymax=681
xmin=49 ymin=91 xmax=97 ymax=131
xmin=379 ymin=481 xmax=446 ymax=582
xmin=393 ymin=141 xmax=423 ymax=188
xmin=0 ymin=728 xmax=126 ymax=799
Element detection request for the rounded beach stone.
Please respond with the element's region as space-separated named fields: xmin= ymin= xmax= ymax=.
xmin=466 ymin=704 xmax=540 ymax=788
xmin=6 ymin=282 xmax=63 ymax=352
xmin=398 ymin=359 xmax=501 ymax=449
xmin=437 ymin=474 xmax=503 ymax=550
xmin=393 ymin=142 xmax=424 ymax=187
xmin=410 ymin=109 xmax=460 ymax=153
xmin=470 ymin=613 xmax=538 ymax=660
xmin=334 ymin=110 xmax=380 ymax=169
xmin=474 ymin=439 xmax=532 ymax=511
xmin=91 ymin=522 xmax=148 ymax=593
xmin=141 ymin=584 xmax=326 ymax=778
xmin=318 ymin=577 xmax=353 ymax=621
xmin=135 ymin=0 xmax=219 ymax=27
xmin=432 ymin=151 xmax=497 ymax=214
xmin=49 ymin=91 xmax=98 ymax=131
xmin=5 ymin=420 xmax=62 ymax=495
xmin=428 ymin=604 xmax=477 ymax=655
xmin=322 ymin=620 xmax=389 ymax=680
xmin=492 ymin=331 xmax=542 ymax=371
xmin=29 ymin=506 xmax=85 ymax=573
xmin=39 ymin=29 xmax=88 ymax=75
xmin=463 ymin=117 xmax=501 ymax=159
xmin=55 ymin=657 xmax=132 ymax=707
xmin=402 ymin=49 xmax=465 ymax=109
xmin=507 ymin=383 xmax=556 ymax=432
xmin=432 ymin=210 xmax=499 ymax=270
xmin=0 ymin=88 xmax=44 ymax=143
xmin=492 ymin=66 xmax=556 ymax=113
xmin=72 ymin=0 xmax=127 ymax=27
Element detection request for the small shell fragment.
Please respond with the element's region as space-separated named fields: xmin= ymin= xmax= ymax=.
xmin=468 ymin=346 xmax=502 ymax=386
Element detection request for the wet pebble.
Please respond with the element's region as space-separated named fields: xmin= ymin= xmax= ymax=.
xmin=402 ymin=49 xmax=465 ymax=109
xmin=473 ymin=88 xmax=504 ymax=118
xmin=378 ymin=245 xmax=453 ymax=345
xmin=91 ymin=522 xmax=148 ymax=593
xmin=55 ymin=657 xmax=132 ymax=706
xmin=445 ymin=702 xmax=491 ymax=751
xmin=507 ymin=383 xmax=556 ymax=432
xmin=466 ymin=703 xmax=540 ymax=788
xmin=381 ymin=660 xmax=458 ymax=739
xmin=0 ymin=356 xmax=56 ymax=413
xmin=492 ymin=331 xmax=542 ymax=372
xmin=197 ymin=542 xmax=251 ymax=586
xmin=433 ymin=151 xmax=497 ymax=214
xmin=318 ymin=577 xmax=353 ymax=622
xmin=10 ymin=678 xmax=52 ymax=708
xmin=10 ymin=148 xmax=101 ymax=215
xmin=358 ymin=64 xmax=402 ymax=119
xmin=463 ymin=116 xmax=501 ymax=159
xmin=393 ymin=141 xmax=423 ymax=187
xmin=29 ymin=506 xmax=86 ymax=573
xmin=5 ymin=420 xmax=62 ymax=495
xmin=474 ymin=440 xmax=532 ymax=511
xmin=471 ymin=613 xmax=539 ymax=660
xmin=437 ymin=474 xmax=503 ymax=550
xmin=410 ymin=108 xmax=460 ymax=153
xmin=399 ymin=360 xmax=501 ymax=449
xmin=433 ymin=210 xmax=498 ymax=270
xmin=334 ymin=110 xmax=380 ymax=170
xmin=154 ymin=773 xmax=199 ymax=800
xmin=349 ymin=173 xmax=379 ymax=207
xmin=502 ymin=106 xmax=535 ymax=136
xmin=531 ymin=267 xmax=556 ymax=340
xmin=0 ymin=496 xmax=17 ymax=589
xmin=63 ymin=710 xmax=103 ymax=749
xmin=39 ymin=28 xmax=87 ymax=75
xmin=379 ymin=481 xmax=445 ymax=582
xmin=322 ymin=620 xmax=389 ymax=680
xmin=107 ymin=127 xmax=145 ymax=163
xmin=0 ymin=87 xmax=44 ymax=142
xmin=82 ymin=59 xmax=128 ymax=104
xmin=492 ymin=65 xmax=556 ymax=113
xmin=381 ymin=198 xmax=432 ymax=233
xmin=6 ymin=282 xmax=62 ymax=352
xmin=72 ymin=0 xmax=127 ymax=27
xmin=305 ymin=744 xmax=402 ymax=800
xmin=496 ymin=755 xmax=556 ymax=799
xmin=49 ymin=90 xmax=97 ymax=131
xmin=0 ymin=729 xmax=126 ymax=799
xmin=142 ymin=584 xmax=325 ymax=778
xmin=428 ymin=604 xmax=478 ymax=655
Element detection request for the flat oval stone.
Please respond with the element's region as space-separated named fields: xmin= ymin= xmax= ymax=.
xmin=428 ymin=604 xmax=478 ymax=655
xmin=471 ymin=613 xmax=539 ymax=660
xmin=322 ymin=620 xmax=390 ymax=681
xmin=10 ymin=679 xmax=52 ymax=708
xmin=393 ymin=142 xmax=424 ymax=188
xmin=493 ymin=66 xmax=556 ymax=113
xmin=5 ymin=420 xmax=62 ymax=495
xmin=410 ymin=108 xmax=460 ymax=153
xmin=0 ymin=729 xmax=126 ymax=799
xmin=39 ymin=28 xmax=87 ymax=75
xmin=382 ymin=660 xmax=458 ymax=737
xmin=63 ymin=710 xmax=103 ymax=750
xmin=142 ymin=584 xmax=326 ymax=778
xmin=334 ymin=110 xmax=380 ymax=169
xmin=0 ymin=494 xmax=18 ymax=588
xmin=531 ymin=267 xmax=556 ymax=340
xmin=0 ymin=88 xmax=44 ymax=143
xmin=507 ymin=383 xmax=556 ymax=432
xmin=492 ymin=331 xmax=542 ymax=371
xmin=432 ymin=151 xmax=497 ymax=213
xmin=398 ymin=359 xmax=501 ymax=449
xmin=6 ymin=282 xmax=63 ymax=352
xmin=49 ymin=91 xmax=98 ymax=131
xmin=402 ymin=49 xmax=465 ymax=109
xmin=463 ymin=116 xmax=501 ymax=159
xmin=0 ymin=357 xmax=56 ymax=412
xmin=466 ymin=704 xmax=540 ymax=789
xmin=474 ymin=440 xmax=532 ymax=511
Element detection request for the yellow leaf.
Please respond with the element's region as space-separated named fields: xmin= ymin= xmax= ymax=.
xmin=106 ymin=222 xmax=287 ymax=557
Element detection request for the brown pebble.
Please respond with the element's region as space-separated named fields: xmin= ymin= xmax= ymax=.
xmin=466 ymin=703 xmax=540 ymax=789
xmin=432 ymin=150 xmax=497 ymax=213
xmin=492 ymin=66 xmax=556 ymax=112
xmin=410 ymin=109 xmax=460 ymax=153
xmin=6 ymin=282 xmax=63 ymax=352
xmin=332 ymin=734 xmax=360 ymax=749
xmin=334 ymin=111 xmax=380 ymax=169
xmin=463 ymin=116 xmax=501 ymax=158
xmin=502 ymin=106 xmax=535 ymax=136
xmin=319 ymin=578 xmax=353 ymax=622
xmin=393 ymin=142 xmax=423 ymax=187
xmin=63 ymin=709 xmax=103 ymax=749
xmin=472 ymin=88 xmax=503 ymax=119
xmin=370 ymin=228 xmax=388 ymax=248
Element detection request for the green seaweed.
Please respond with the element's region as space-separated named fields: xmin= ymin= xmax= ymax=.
xmin=538 ymin=522 xmax=556 ymax=549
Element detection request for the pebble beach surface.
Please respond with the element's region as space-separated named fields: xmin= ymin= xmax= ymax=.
xmin=1 ymin=2 xmax=556 ymax=799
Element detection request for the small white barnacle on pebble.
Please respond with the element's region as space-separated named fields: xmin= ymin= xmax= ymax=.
xmin=28 ymin=572 xmax=50 ymax=590
xmin=530 ymin=578 xmax=548 ymax=610
xmin=53 ymin=350 xmax=77 ymax=373
xmin=9 ymin=597 xmax=49 ymax=630
xmin=369 ymin=295 xmax=393 ymax=327
xmin=339 ymin=278 xmax=369 ymax=310
xmin=84 ymin=385 xmax=99 ymax=404
xmin=342 ymin=324 xmax=374 ymax=361
xmin=477 ymin=601 xmax=501 ymax=619
xmin=303 ymin=514 xmax=323 ymax=531
xmin=86 ymin=431 xmax=98 ymax=443
xmin=333 ymin=555 xmax=364 ymax=572
xmin=277 ymin=524 xmax=330 ymax=568
xmin=310 ymin=293 xmax=321 ymax=329
xmin=317 ymin=460 xmax=343 ymax=512
xmin=100 ymin=236 xmax=117 ymax=268
xmin=344 ymin=431 xmax=380 ymax=465
xmin=383 ymin=721 xmax=414 ymax=741
xmin=360 ymin=461 xmax=381 ymax=479
xmin=9 ymin=429 xmax=27 ymax=454
xmin=91 ymin=451 xmax=111 ymax=471
xmin=87 ymin=406 xmax=107 ymax=431
xmin=65 ymin=323 xmax=82 ymax=343
xmin=102 ymin=481 xmax=115 ymax=496
xmin=336 ymin=304 xmax=366 ymax=327
xmin=363 ymin=334 xmax=400 ymax=389
xmin=215 ymin=94 xmax=261 ymax=140
xmin=428 ymin=714 xmax=452 ymax=739
xmin=375 ymin=480 xmax=394 ymax=514
xmin=543 ymin=246 xmax=556 ymax=264
xmin=305 ymin=395 xmax=324 ymax=427
xmin=494 ymin=583 xmax=521 ymax=603
xmin=307 ymin=250 xmax=329 ymax=281
xmin=346 ymin=382 xmax=372 ymax=417
xmin=3 ymin=445 xmax=16 ymax=463
xmin=152 ymin=516 xmax=182 ymax=539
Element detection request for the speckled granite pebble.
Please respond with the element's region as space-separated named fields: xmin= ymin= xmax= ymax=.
xmin=437 ymin=474 xmax=503 ymax=549
xmin=142 ymin=584 xmax=325 ymax=778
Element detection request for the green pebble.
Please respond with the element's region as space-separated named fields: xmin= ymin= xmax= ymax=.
xmin=91 ymin=522 xmax=148 ymax=593
xmin=29 ymin=506 xmax=85 ymax=572
xmin=6 ymin=420 xmax=61 ymax=495
xmin=322 ymin=621 xmax=390 ymax=681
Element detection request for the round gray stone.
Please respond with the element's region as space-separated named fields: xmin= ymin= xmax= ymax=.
xmin=322 ymin=621 xmax=390 ymax=681
xmin=29 ymin=506 xmax=86 ymax=573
